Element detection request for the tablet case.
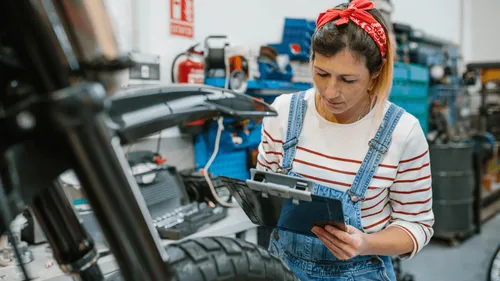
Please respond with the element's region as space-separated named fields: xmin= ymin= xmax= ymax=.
xmin=220 ymin=169 xmax=346 ymax=237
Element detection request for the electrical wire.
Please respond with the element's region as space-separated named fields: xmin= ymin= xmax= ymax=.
xmin=201 ymin=46 xmax=236 ymax=208
xmin=156 ymin=130 xmax=163 ymax=155
xmin=0 ymin=180 xmax=31 ymax=280
xmin=202 ymin=116 xmax=235 ymax=208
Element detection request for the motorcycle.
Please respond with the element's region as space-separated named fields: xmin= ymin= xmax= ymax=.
xmin=0 ymin=1 xmax=298 ymax=280
xmin=489 ymin=244 xmax=500 ymax=281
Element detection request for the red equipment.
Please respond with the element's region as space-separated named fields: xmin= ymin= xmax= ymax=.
xmin=172 ymin=44 xmax=205 ymax=84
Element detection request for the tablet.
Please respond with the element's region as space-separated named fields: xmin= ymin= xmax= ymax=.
xmin=219 ymin=169 xmax=346 ymax=237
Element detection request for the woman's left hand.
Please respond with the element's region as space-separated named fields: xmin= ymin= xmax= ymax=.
xmin=312 ymin=225 xmax=369 ymax=260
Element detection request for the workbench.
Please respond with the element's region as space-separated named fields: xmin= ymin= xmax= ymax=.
xmin=0 ymin=206 xmax=256 ymax=281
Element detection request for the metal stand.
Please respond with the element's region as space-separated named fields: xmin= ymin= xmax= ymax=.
xmin=465 ymin=62 xmax=500 ymax=233
xmin=31 ymin=181 xmax=104 ymax=280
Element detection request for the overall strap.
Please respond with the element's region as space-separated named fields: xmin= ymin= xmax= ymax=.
xmin=347 ymin=103 xmax=405 ymax=201
xmin=281 ymin=91 xmax=308 ymax=172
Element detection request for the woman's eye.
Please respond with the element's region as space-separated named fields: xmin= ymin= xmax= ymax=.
xmin=341 ymin=77 xmax=356 ymax=84
xmin=317 ymin=72 xmax=329 ymax=78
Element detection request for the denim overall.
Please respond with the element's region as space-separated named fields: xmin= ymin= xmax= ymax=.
xmin=268 ymin=91 xmax=405 ymax=281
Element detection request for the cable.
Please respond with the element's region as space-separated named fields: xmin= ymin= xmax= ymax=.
xmin=202 ymin=116 xmax=235 ymax=208
xmin=156 ymin=130 xmax=163 ymax=155
xmin=204 ymin=48 xmax=236 ymax=207
xmin=7 ymin=228 xmax=30 ymax=279
xmin=0 ymin=181 xmax=31 ymax=280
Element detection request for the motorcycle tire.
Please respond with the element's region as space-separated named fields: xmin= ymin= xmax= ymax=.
xmin=106 ymin=236 xmax=299 ymax=281
xmin=488 ymin=244 xmax=500 ymax=281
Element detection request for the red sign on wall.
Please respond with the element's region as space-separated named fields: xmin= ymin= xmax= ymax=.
xmin=170 ymin=0 xmax=194 ymax=38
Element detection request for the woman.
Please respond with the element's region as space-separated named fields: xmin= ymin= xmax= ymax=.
xmin=256 ymin=0 xmax=434 ymax=280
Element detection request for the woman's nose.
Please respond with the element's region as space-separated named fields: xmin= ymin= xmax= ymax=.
xmin=324 ymin=80 xmax=340 ymax=99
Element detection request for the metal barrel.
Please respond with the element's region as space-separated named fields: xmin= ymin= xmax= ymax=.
xmin=430 ymin=143 xmax=475 ymax=235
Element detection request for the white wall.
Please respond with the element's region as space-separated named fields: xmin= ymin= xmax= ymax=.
xmin=463 ymin=0 xmax=500 ymax=63
xmin=391 ymin=0 xmax=461 ymax=45
xmin=115 ymin=0 xmax=469 ymax=84
xmin=391 ymin=0 xmax=500 ymax=63
xmin=107 ymin=0 xmax=499 ymax=80
xmin=132 ymin=0 xmax=344 ymax=83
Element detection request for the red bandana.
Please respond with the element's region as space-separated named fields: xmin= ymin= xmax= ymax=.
xmin=316 ymin=0 xmax=387 ymax=59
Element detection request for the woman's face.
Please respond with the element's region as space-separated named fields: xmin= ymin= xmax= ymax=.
xmin=312 ymin=50 xmax=373 ymax=116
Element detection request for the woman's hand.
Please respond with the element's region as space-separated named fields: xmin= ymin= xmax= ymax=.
xmin=312 ymin=225 xmax=369 ymax=260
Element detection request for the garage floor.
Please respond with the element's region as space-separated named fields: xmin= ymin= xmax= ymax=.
xmin=401 ymin=213 xmax=500 ymax=281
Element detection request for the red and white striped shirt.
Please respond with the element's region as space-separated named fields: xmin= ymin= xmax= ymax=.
xmin=256 ymin=89 xmax=434 ymax=259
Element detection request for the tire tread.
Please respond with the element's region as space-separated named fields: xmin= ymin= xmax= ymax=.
xmin=166 ymin=237 xmax=299 ymax=281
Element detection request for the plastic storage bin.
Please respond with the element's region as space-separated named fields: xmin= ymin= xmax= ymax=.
xmin=200 ymin=150 xmax=250 ymax=180
xmin=267 ymin=17 xmax=316 ymax=62
xmin=393 ymin=62 xmax=430 ymax=84
xmin=194 ymin=135 xmax=250 ymax=180
xmin=193 ymin=120 xmax=262 ymax=180
xmin=390 ymin=64 xmax=430 ymax=135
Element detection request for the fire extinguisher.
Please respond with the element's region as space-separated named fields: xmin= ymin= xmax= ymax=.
xmin=171 ymin=44 xmax=205 ymax=84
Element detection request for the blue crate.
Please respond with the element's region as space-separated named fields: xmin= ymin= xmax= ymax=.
xmin=391 ymin=82 xmax=409 ymax=97
xmin=391 ymin=81 xmax=429 ymax=100
xmin=389 ymin=99 xmax=428 ymax=135
xmin=408 ymin=64 xmax=429 ymax=83
xmin=267 ymin=17 xmax=316 ymax=63
xmin=393 ymin=63 xmax=409 ymax=81
xmin=195 ymin=120 xmax=262 ymax=155
xmin=393 ymin=63 xmax=429 ymax=84
xmin=283 ymin=18 xmax=316 ymax=36
xmin=194 ymin=135 xmax=251 ymax=180
xmin=199 ymin=150 xmax=250 ymax=180
xmin=267 ymin=42 xmax=310 ymax=62
xmin=268 ymin=43 xmax=289 ymax=54
xmin=284 ymin=18 xmax=316 ymax=29
xmin=204 ymin=78 xmax=311 ymax=91
xmin=283 ymin=31 xmax=313 ymax=42
xmin=408 ymin=83 xmax=429 ymax=99
xmin=281 ymin=39 xmax=311 ymax=51
xmin=390 ymin=97 xmax=428 ymax=115
xmin=258 ymin=61 xmax=294 ymax=81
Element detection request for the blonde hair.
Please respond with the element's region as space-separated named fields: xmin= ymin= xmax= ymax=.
xmin=371 ymin=34 xmax=394 ymax=115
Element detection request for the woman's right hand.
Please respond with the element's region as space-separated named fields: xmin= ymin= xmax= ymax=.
xmin=312 ymin=225 xmax=369 ymax=260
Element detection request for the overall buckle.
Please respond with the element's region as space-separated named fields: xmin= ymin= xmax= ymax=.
xmin=346 ymin=189 xmax=366 ymax=202
xmin=277 ymin=166 xmax=292 ymax=174
xmin=368 ymin=138 xmax=389 ymax=154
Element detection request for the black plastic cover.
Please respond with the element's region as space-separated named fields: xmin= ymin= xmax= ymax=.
xmin=108 ymin=84 xmax=278 ymax=144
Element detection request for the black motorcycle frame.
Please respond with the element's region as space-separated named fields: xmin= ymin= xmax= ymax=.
xmin=0 ymin=1 xmax=276 ymax=281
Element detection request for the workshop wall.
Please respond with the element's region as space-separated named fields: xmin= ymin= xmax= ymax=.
xmin=107 ymin=0 xmax=500 ymax=80
xmin=391 ymin=0 xmax=461 ymax=46
xmin=110 ymin=0 xmax=464 ymax=85
xmin=462 ymin=0 xmax=500 ymax=62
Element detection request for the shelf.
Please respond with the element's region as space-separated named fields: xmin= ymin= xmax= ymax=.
xmin=204 ymin=78 xmax=312 ymax=92
xmin=481 ymin=186 xmax=500 ymax=208
xmin=481 ymin=195 xmax=500 ymax=223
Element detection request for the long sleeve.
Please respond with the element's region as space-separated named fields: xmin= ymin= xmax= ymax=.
xmin=388 ymin=122 xmax=435 ymax=260
xmin=256 ymin=98 xmax=286 ymax=173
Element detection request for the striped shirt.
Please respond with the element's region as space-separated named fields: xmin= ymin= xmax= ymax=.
xmin=256 ymin=89 xmax=434 ymax=259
